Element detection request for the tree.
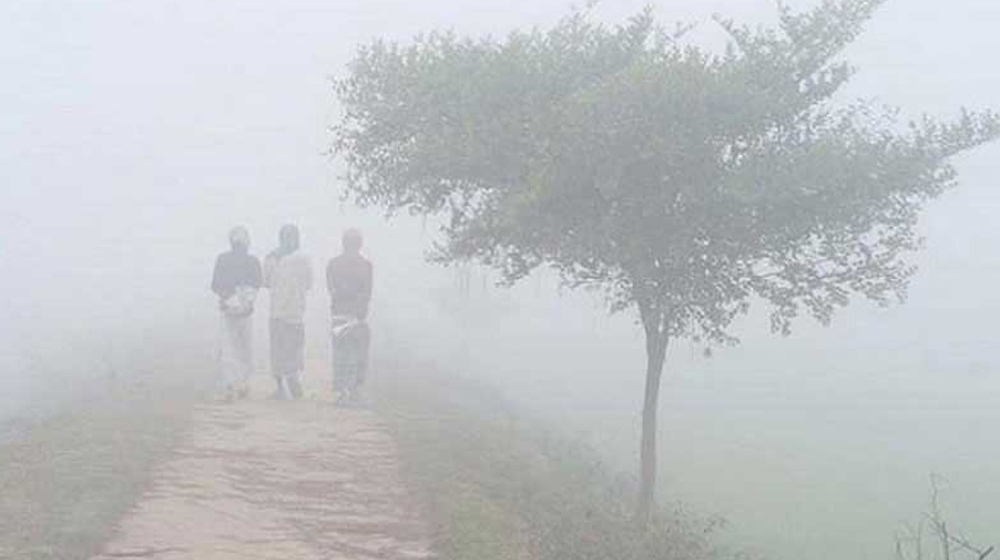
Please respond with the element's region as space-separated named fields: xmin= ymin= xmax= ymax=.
xmin=331 ymin=0 xmax=1000 ymax=524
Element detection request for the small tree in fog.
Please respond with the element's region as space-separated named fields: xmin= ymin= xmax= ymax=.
xmin=332 ymin=0 xmax=1000 ymax=524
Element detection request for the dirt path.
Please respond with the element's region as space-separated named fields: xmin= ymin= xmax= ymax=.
xmin=91 ymin=378 xmax=434 ymax=560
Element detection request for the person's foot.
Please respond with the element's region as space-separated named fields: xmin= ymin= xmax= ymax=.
xmin=269 ymin=377 xmax=289 ymax=400
xmin=349 ymin=386 xmax=363 ymax=401
xmin=348 ymin=390 xmax=368 ymax=408
xmin=287 ymin=374 xmax=304 ymax=400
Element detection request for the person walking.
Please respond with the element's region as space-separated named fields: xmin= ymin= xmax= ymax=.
xmin=210 ymin=226 xmax=262 ymax=402
xmin=263 ymin=224 xmax=313 ymax=399
xmin=326 ymin=228 xmax=373 ymax=404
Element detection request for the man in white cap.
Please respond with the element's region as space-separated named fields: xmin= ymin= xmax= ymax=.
xmin=210 ymin=226 xmax=262 ymax=401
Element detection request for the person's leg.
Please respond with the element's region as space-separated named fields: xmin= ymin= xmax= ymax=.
xmin=353 ymin=324 xmax=371 ymax=403
xmin=332 ymin=331 xmax=350 ymax=402
xmin=219 ymin=315 xmax=243 ymax=402
xmin=332 ymin=354 xmax=358 ymax=406
xmin=272 ymin=376 xmax=288 ymax=400
xmin=286 ymin=371 xmax=303 ymax=399
xmin=346 ymin=366 xmax=361 ymax=404
xmin=288 ymin=322 xmax=305 ymax=399
xmin=234 ymin=315 xmax=253 ymax=398
xmin=330 ymin=330 xmax=339 ymax=396
xmin=269 ymin=319 xmax=288 ymax=399
xmin=334 ymin=372 xmax=351 ymax=405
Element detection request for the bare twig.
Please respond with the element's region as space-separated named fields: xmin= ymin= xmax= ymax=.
xmin=896 ymin=475 xmax=994 ymax=560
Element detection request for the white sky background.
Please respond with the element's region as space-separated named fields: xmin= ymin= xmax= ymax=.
xmin=2 ymin=1 xmax=999 ymax=558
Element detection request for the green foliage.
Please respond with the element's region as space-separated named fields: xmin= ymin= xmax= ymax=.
xmin=332 ymin=0 xmax=1000 ymax=343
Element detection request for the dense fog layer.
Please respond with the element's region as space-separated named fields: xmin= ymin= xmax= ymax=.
xmin=2 ymin=1 xmax=998 ymax=558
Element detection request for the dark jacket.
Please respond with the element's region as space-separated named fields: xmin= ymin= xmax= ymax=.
xmin=326 ymin=252 xmax=373 ymax=320
xmin=211 ymin=249 xmax=263 ymax=301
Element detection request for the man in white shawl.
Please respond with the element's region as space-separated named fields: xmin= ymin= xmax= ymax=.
xmin=264 ymin=224 xmax=313 ymax=400
xmin=211 ymin=226 xmax=262 ymax=401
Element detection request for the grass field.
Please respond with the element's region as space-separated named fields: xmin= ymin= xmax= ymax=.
xmin=375 ymin=362 xmax=724 ymax=560
xmin=0 ymin=385 xmax=198 ymax=560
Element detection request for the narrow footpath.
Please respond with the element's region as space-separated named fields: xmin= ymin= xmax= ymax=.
xmin=91 ymin=377 xmax=434 ymax=560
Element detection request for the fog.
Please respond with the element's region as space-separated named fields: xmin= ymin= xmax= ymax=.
xmin=2 ymin=1 xmax=999 ymax=559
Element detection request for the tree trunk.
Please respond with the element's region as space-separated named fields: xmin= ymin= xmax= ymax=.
xmin=636 ymin=310 xmax=669 ymax=527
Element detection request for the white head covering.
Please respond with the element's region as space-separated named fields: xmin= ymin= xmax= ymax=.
xmin=229 ymin=226 xmax=250 ymax=249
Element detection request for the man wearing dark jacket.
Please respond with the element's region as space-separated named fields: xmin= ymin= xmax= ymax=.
xmin=211 ymin=226 xmax=262 ymax=401
xmin=326 ymin=228 xmax=373 ymax=404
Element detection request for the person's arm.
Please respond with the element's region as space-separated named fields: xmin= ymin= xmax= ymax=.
xmin=326 ymin=260 xmax=336 ymax=309
xmin=303 ymin=257 xmax=314 ymax=292
xmin=250 ymin=257 xmax=263 ymax=289
xmin=359 ymin=260 xmax=373 ymax=320
xmin=262 ymin=254 xmax=277 ymax=289
xmin=210 ymin=255 xmax=225 ymax=298
xmin=296 ymin=257 xmax=313 ymax=292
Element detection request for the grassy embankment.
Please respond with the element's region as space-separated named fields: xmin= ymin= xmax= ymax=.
xmin=0 ymin=351 xmax=203 ymax=559
xmin=375 ymin=361 xmax=723 ymax=560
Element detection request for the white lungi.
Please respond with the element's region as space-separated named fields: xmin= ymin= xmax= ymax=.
xmin=218 ymin=313 xmax=253 ymax=388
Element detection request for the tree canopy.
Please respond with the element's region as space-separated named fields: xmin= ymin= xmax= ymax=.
xmin=333 ymin=1 xmax=999 ymax=345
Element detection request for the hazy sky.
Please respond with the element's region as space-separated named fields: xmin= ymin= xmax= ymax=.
xmin=2 ymin=1 xmax=999 ymax=558
xmin=4 ymin=0 xmax=998 ymax=391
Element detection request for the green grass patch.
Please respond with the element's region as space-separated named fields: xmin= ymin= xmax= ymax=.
xmin=376 ymin=366 xmax=722 ymax=560
xmin=0 ymin=386 xmax=197 ymax=560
